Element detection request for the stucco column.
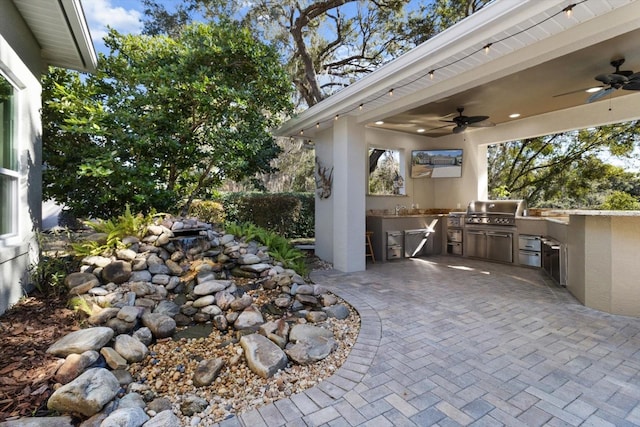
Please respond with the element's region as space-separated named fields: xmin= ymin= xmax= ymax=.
xmin=332 ymin=116 xmax=366 ymax=272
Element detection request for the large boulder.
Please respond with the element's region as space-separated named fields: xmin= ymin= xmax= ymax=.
xmin=240 ymin=334 xmax=288 ymax=379
xmin=47 ymin=368 xmax=119 ymax=417
xmin=47 ymin=327 xmax=114 ymax=358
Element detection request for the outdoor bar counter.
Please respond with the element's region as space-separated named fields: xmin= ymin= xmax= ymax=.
xmin=562 ymin=210 xmax=640 ymax=317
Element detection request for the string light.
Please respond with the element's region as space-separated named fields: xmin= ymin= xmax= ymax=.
xmin=300 ymin=129 xmax=304 ymax=135
xmin=563 ymin=3 xmax=576 ymax=18
xmin=290 ymin=1 xmax=587 ymax=137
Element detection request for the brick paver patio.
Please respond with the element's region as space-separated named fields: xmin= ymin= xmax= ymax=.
xmin=217 ymin=256 xmax=640 ymax=426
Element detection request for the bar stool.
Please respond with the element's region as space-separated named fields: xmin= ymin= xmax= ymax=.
xmin=365 ymin=231 xmax=375 ymax=263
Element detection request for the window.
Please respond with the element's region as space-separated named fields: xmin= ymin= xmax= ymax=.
xmin=0 ymin=73 xmax=17 ymax=237
xmin=368 ymin=147 xmax=406 ymax=195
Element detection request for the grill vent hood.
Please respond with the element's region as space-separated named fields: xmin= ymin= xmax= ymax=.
xmin=466 ymin=200 xmax=527 ymax=216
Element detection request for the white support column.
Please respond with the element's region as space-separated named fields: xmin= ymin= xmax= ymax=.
xmin=332 ymin=116 xmax=366 ymax=272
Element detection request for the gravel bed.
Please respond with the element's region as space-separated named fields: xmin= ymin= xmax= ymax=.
xmin=128 ymin=289 xmax=360 ymax=425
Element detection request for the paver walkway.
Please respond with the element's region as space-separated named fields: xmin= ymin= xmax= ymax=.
xmin=218 ymin=256 xmax=640 ymax=426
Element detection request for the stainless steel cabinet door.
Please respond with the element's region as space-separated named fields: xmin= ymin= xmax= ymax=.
xmin=487 ymin=231 xmax=513 ymax=263
xmin=465 ymin=230 xmax=486 ymax=258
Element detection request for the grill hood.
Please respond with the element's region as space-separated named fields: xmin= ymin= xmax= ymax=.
xmin=466 ymin=200 xmax=527 ymax=216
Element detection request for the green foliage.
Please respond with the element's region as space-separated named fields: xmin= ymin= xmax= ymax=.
xmin=29 ymin=230 xmax=80 ymax=297
xmin=488 ymin=121 xmax=640 ymax=208
xmin=219 ymin=192 xmax=314 ymax=239
xmin=189 ymin=199 xmax=225 ymax=224
xmin=600 ymin=191 xmax=640 ymax=210
xmin=29 ymin=254 xmax=79 ymax=298
xmin=68 ymin=296 xmax=96 ymax=317
xmin=42 ymin=21 xmax=293 ymax=219
xmin=226 ymin=222 xmax=308 ymax=276
xmin=71 ymin=206 xmax=154 ymax=256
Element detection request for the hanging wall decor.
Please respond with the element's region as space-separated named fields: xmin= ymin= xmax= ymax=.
xmin=315 ymin=158 xmax=333 ymax=199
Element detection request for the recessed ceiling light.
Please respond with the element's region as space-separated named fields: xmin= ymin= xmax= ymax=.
xmin=586 ymin=87 xmax=603 ymax=93
xmin=509 ymin=113 xmax=521 ymax=118
xmin=375 ymin=120 xmax=384 ymax=125
xmin=417 ymin=128 xmax=426 ymax=133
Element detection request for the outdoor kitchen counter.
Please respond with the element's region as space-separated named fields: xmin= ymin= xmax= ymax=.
xmin=366 ymin=214 xmax=446 ymax=262
xmin=562 ymin=211 xmax=640 ymax=317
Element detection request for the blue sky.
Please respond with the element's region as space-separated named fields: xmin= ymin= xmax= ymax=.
xmin=83 ymin=0 xmax=179 ymax=54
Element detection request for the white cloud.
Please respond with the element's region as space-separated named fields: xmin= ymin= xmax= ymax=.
xmin=83 ymin=0 xmax=143 ymax=44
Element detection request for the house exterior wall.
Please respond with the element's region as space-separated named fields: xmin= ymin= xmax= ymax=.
xmin=0 ymin=1 xmax=44 ymax=314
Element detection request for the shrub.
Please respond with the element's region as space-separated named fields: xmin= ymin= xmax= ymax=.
xmin=219 ymin=192 xmax=314 ymax=239
xmin=189 ymin=199 xmax=225 ymax=224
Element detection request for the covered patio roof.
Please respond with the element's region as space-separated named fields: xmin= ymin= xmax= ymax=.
xmin=277 ymin=0 xmax=640 ymax=141
xmin=11 ymin=0 xmax=96 ymax=72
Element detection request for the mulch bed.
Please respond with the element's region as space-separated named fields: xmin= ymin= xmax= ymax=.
xmin=0 ymin=294 xmax=82 ymax=421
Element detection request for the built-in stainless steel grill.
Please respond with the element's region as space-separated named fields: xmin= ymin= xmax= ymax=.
xmin=464 ymin=200 xmax=526 ymax=263
xmin=465 ymin=200 xmax=527 ymax=226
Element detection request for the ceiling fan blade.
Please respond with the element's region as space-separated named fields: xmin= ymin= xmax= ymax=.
xmin=465 ymin=115 xmax=490 ymax=124
xmin=452 ymin=125 xmax=467 ymax=134
xmin=587 ymin=86 xmax=616 ymax=103
xmin=622 ymin=73 xmax=640 ymax=90
xmin=553 ymin=86 xmax=604 ymax=97
xmin=622 ymin=81 xmax=640 ymax=90
xmin=596 ymin=73 xmax=629 ymax=85
xmin=425 ymin=124 xmax=453 ymax=132
xmin=469 ymin=120 xmax=495 ymax=128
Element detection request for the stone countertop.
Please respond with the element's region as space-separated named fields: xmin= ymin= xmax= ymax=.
xmin=366 ymin=213 xmax=449 ymax=219
xmin=558 ymin=210 xmax=640 ymax=217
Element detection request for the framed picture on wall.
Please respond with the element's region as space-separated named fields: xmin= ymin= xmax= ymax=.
xmin=410 ymin=149 xmax=463 ymax=178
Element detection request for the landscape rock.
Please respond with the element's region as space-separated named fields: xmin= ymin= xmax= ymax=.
xmin=102 ymin=260 xmax=132 ymax=284
xmin=64 ymin=272 xmax=100 ymax=295
xmin=240 ymin=334 xmax=288 ymax=379
xmin=114 ymin=334 xmax=148 ymax=363
xmin=192 ymin=358 xmax=225 ymax=387
xmin=180 ymin=395 xmax=208 ymax=416
xmin=141 ymin=410 xmax=181 ymax=427
xmin=324 ymin=303 xmax=350 ymax=319
xmin=193 ymin=280 xmax=229 ymax=295
xmin=100 ymin=347 xmax=128 ymax=370
xmin=54 ymin=350 xmax=100 ymax=384
xmin=47 ymin=368 xmax=120 ymax=417
xmin=141 ymin=313 xmax=176 ymax=339
xmin=47 ymin=327 xmax=114 ymax=358
xmin=101 ymin=406 xmax=149 ymax=427
xmin=0 ymin=416 xmax=76 ymax=426
xmin=234 ymin=305 xmax=265 ymax=330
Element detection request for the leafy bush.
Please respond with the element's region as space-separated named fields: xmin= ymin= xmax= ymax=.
xmin=226 ymin=222 xmax=309 ymax=276
xmin=72 ymin=205 xmax=155 ymax=256
xmin=600 ymin=191 xmax=640 ymax=210
xmin=189 ymin=199 xmax=225 ymax=224
xmin=219 ymin=192 xmax=314 ymax=239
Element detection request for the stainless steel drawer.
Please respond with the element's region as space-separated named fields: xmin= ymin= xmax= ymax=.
xmin=447 ymin=229 xmax=463 ymax=243
xmin=447 ymin=242 xmax=462 ymax=255
xmin=519 ymin=250 xmax=541 ymax=267
xmin=519 ymin=235 xmax=541 ymax=251
xmin=387 ymin=245 xmax=403 ymax=260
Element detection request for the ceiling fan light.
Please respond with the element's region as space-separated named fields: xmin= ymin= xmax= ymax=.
xmin=586 ymin=87 xmax=603 ymax=93
xmin=375 ymin=120 xmax=384 ymax=125
xmin=509 ymin=113 xmax=521 ymax=118
xmin=417 ymin=128 xmax=426 ymax=133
